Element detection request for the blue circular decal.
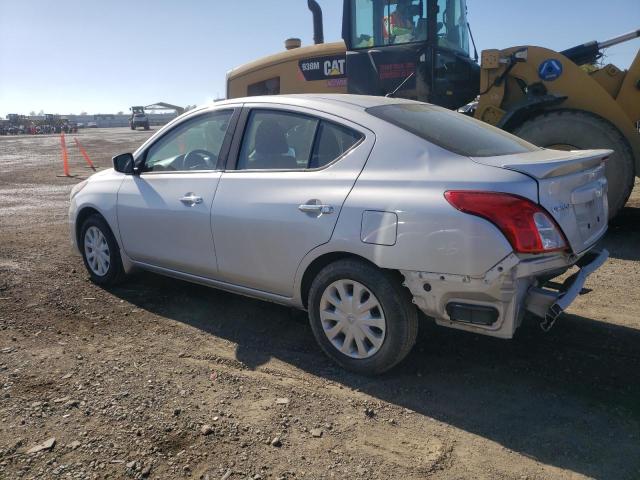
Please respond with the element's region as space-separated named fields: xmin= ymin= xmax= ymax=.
xmin=538 ymin=59 xmax=563 ymax=81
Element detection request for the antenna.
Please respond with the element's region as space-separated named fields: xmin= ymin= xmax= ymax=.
xmin=467 ymin=22 xmax=479 ymax=62
xmin=385 ymin=72 xmax=415 ymax=98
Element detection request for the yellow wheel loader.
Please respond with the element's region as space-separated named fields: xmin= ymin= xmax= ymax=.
xmin=226 ymin=0 xmax=640 ymax=218
xmin=475 ymin=32 xmax=640 ymax=218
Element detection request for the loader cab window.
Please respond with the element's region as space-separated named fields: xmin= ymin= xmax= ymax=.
xmin=247 ymin=77 xmax=280 ymax=96
xmin=436 ymin=0 xmax=469 ymax=55
xmin=348 ymin=0 xmax=469 ymax=55
xmin=351 ymin=0 xmax=427 ymax=48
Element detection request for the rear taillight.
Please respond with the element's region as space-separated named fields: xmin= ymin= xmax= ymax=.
xmin=444 ymin=191 xmax=567 ymax=254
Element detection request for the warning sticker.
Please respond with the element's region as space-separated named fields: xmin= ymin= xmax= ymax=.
xmin=327 ymin=78 xmax=347 ymax=88
xmin=379 ymin=62 xmax=415 ymax=80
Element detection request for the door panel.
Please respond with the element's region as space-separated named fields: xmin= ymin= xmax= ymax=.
xmin=117 ymin=173 xmax=221 ymax=277
xmin=211 ymin=106 xmax=374 ymax=297
xmin=116 ymin=109 xmax=238 ymax=277
xmin=211 ymin=169 xmax=361 ymax=296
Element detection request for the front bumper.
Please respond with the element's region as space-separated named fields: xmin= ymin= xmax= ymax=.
xmin=68 ymin=198 xmax=81 ymax=256
xmin=401 ymin=248 xmax=608 ymax=338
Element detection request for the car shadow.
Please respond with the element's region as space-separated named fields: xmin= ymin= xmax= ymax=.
xmin=109 ymin=270 xmax=640 ymax=480
xmin=604 ymin=206 xmax=640 ymax=261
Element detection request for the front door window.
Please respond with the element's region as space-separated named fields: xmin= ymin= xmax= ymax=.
xmin=144 ymin=111 xmax=233 ymax=172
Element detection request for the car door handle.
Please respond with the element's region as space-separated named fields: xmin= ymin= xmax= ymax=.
xmin=298 ymin=203 xmax=334 ymax=214
xmin=180 ymin=194 xmax=203 ymax=206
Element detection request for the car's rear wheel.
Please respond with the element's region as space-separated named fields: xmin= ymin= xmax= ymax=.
xmin=80 ymin=214 xmax=124 ymax=286
xmin=308 ymin=259 xmax=418 ymax=375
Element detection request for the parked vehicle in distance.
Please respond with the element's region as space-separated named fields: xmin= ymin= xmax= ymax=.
xmin=129 ymin=106 xmax=150 ymax=130
xmin=69 ymin=95 xmax=609 ymax=374
xmin=87 ymin=122 xmax=98 ymax=128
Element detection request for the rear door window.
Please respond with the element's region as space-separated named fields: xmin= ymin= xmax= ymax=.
xmin=366 ymin=103 xmax=540 ymax=156
xmin=236 ymin=110 xmax=364 ymax=170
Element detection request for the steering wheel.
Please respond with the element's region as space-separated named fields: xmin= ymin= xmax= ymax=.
xmin=183 ymin=149 xmax=216 ymax=170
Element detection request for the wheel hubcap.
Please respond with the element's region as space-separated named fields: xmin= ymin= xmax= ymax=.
xmin=84 ymin=226 xmax=110 ymax=276
xmin=319 ymin=279 xmax=386 ymax=359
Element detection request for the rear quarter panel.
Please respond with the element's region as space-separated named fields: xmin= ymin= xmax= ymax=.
xmin=296 ymin=123 xmax=540 ymax=292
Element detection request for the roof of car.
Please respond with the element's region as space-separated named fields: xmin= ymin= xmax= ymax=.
xmin=211 ymin=94 xmax=421 ymax=111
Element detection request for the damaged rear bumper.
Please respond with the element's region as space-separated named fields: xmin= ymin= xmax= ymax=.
xmin=401 ymin=248 xmax=608 ymax=338
xmin=525 ymin=249 xmax=608 ymax=331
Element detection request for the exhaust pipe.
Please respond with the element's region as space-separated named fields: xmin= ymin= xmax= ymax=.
xmin=307 ymin=0 xmax=324 ymax=44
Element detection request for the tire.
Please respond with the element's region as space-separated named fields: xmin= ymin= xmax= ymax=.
xmin=308 ymin=259 xmax=418 ymax=375
xmin=79 ymin=214 xmax=124 ymax=286
xmin=512 ymin=110 xmax=635 ymax=219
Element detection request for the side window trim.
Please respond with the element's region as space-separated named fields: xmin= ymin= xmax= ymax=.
xmin=215 ymin=108 xmax=241 ymax=170
xmin=138 ymin=108 xmax=240 ymax=174
xmin=225 ymin=106 xmax=366 ymax=172
xmin=308 ymin=120 xmax=323 ymax=166
xmin=224 ymin=107 xmax=251 ymax=171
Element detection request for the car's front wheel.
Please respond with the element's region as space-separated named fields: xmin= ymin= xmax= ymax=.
xmin=80 ymin=214 xmax=124 ymax=286
xmin=308 ymin=259 xmax=418 ymax=375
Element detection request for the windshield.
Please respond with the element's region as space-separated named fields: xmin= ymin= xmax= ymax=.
xmin=349 ymin=0 xmax=469 ymax=55
xmin=366 ymin=103 xmax=540 ymax=157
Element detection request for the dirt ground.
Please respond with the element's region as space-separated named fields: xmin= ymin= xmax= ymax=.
xmin=0 ymin=128 xmax=639 ymax=480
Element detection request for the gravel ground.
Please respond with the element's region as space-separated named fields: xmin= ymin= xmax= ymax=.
xmin=1 ymin=128 xmax=639 ymax=480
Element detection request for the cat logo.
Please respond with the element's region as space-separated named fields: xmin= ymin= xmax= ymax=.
xmin=299 ymin=55 xmax=347 ymax=81
xmin=324 ymin=59 xmax=346 ymax=76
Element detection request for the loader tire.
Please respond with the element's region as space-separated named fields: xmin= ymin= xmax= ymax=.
xmin=512 ymin=110 xmax=635 ymax=220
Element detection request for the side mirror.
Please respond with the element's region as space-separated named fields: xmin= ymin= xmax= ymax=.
xmin=112 ymin=153 xmax=135 ymax=174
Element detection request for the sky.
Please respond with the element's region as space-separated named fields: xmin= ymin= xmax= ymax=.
xmin=0 ymin=0 xmax=638 ymax=116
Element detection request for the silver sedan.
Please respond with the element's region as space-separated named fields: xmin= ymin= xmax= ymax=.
xmin=69 ymin=94 xmax=609 ymax=374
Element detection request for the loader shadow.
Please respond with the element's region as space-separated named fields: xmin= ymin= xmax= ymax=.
xmin=111 ymin=273 xmax=640 ymax=480
xmin=604 ymin=205 xmax=640 ymax=261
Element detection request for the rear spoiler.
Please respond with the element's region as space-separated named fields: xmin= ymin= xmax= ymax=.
xmin=483 ymin=149 xmax=612 ymax=179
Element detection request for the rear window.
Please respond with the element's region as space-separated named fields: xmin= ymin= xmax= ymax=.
xmin=366 ymin=103 xmax=540 ymax=157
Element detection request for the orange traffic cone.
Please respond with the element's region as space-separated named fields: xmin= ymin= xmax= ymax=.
xmin=56 ymin=132 xmax=74 ymax=177
xmin=74 ymin=138 xmax=96 ymax=171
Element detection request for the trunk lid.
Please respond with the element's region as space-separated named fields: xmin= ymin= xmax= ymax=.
xmin=471 ymin=149 xmax=610 ymax=253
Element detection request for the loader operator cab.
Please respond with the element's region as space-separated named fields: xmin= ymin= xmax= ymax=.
xmin=343 ymin=0 xmax=479 ymax=108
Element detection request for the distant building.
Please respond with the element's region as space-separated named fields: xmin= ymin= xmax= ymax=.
xmin=22 ymin=112 xmax=178 ymax=128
